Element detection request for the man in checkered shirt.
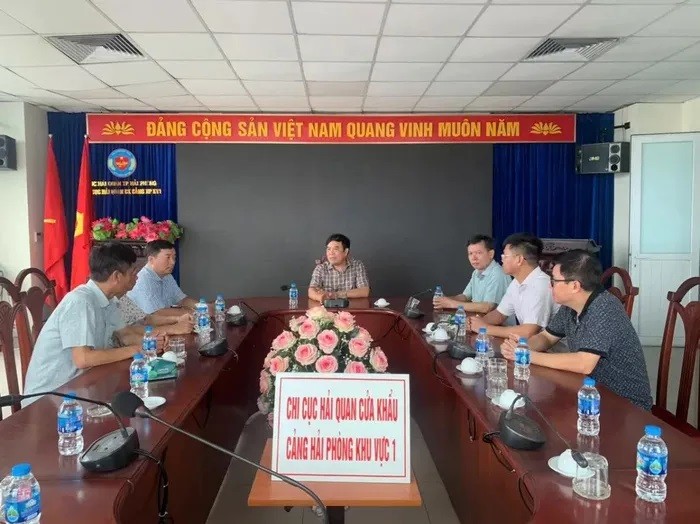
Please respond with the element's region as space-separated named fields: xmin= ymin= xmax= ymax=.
xmin=308 ymin=234 xmax=370 ymax=302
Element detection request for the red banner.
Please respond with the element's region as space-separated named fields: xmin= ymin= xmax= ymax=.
xmin=86 ymin=113 xmax=575 ymax=144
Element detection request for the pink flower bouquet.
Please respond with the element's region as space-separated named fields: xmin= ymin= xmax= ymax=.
xmin=91 ymin=216 xmax=183 ymax=243
xmin=258 ymin=306 xmax=389 ymax=423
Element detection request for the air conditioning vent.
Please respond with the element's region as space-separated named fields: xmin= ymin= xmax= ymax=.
xmin=46 ymin=34 xmax=145 ymax=64
xmin=525 ymin=38 xmax=620 ymax=62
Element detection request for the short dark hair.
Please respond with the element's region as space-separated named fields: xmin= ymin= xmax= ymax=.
xmin=468 ymin=234 xmax=494 ymax=251
xmin=89 ymin=242 xmax=137 ymax=282
xmin=503 ymin=233 xmax=543 ymax=263
xmin=554 ymin=249 xmax=602 ymax=291
xmin=146 ymin=239 xmax=175 ymax=257
xmin=326 ymin=233 xmax=350 ymax=250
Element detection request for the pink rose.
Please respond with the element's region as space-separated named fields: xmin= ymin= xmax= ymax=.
xmin=348 ymin=337 xmax=370 ymax=358
xmin=263 ymin=349 xmax=276 ymax=368
xmin=315 ymin=355 xmax=339 ymax=374
xmin=334 ymin=311 xmax=355 ymax=333
xmin=357 ymin=327 xmax=372 ymax=342
xmin=272 ymin=330 xmax=296 ymax=351
xmin=317 ymin=330 xmax=339 ymax=354
xmin=369 ymin=347 xmax=388 ymax=372
xmin=259 ymin=371 xmax=271 ymax=394
xmin=298 ymin=319 xmax=320 ymax=339
xmin=295 ymin=343 xmax=319 ymax=366
xmin=307 ymin=306 xmax=331 ymax=321
xmin=289 ymin=315 xmax=307 ymax=332
xmin=268 ymin=356 xmax=289 ymax=375
xmin=344 ymin=361 xmax=368 ymax=374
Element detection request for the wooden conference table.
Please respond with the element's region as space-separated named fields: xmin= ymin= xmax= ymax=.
xmin=1 ymin=297 xmax=699 ymax=523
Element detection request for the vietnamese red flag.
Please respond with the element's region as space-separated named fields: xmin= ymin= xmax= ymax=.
xmin=43 ymin=136 xmax=69 ymax=301
xmin=70 ymin=137 xmax=94 ymax=289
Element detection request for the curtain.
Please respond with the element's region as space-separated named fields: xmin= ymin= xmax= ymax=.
xmin=493 ymin=113 xmax=614 ymax=270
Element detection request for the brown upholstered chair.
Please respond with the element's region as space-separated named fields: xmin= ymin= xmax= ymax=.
xmin=600 ymin=266 xmax=639 ymax=319
xmin=14 ymin=268 xmax=57 ymax=343
xmin=0 ymin=276 xmax=21 ymax=303
xmin=0 ymin=299 xmax=32 ymax=418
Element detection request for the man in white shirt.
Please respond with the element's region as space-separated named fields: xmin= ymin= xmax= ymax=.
xmin=468 ymin=233 xmax=557 ymax=338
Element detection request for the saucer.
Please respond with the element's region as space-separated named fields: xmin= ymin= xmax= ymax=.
xmin=144 ymin=396 xmax=166 ymax=410
xmin=374 ymin=301 xmax=390 ymax=308
xmin=548 ymin=457 xmax=594 ymax=479
xmin=430 ymin=335 xmax=450 ymax=343
xmin=455 ymin=365 xmax=482 ymax=375
xmin=491 ymin=396 xmax=526 ymax=410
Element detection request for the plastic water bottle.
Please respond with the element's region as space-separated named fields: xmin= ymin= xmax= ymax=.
xmin=636 ymin=425 xmax=668 ymax=503
xmin=2 ymin=464 xmax=40 ymax=524
xmin=433 ymin=286 xmax=444 ymax=312
xmin=214 ymin=294 xmax=226 ymax=323
xmin=57 ymin=392 xmax=83 ymax=456
xmin=577 ymin=377 xmax=600 ymax=436
xmin=130 ymin=353 xmax=149 ymax=399
xmin=195 ymin=298 xmax=210 ymax=333
xmin=142 ymin=325 xmax=157 ymax=363
xmin=514 ymin=337 xmax=531 ymax=381
xmin=454 ymin=306 xmax=467 ymax=341
xmin=289 ymin=282 xmax=299 ymax=309
xmin=1 ymin=472 xmax=13 ymax=523
xmin=475 ymin=327 xmax=489 ymax=365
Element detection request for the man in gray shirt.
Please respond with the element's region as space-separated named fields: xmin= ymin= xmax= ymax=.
xmin=22 ymin=242 xmax=164 ymax=405
xmin=501 ymin=249 xmax=652 ymax=410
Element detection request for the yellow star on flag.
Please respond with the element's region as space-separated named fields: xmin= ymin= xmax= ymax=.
xmin=74 ymin=211 xmax=84 ymax=238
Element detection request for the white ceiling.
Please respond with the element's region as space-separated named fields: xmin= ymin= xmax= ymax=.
xmin=0 ymin=0 xmax=699 ymax=113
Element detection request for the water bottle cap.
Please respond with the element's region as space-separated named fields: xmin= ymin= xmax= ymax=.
xmin=518 ymin=337 xmax=527 ymax=344
xmin=435 ymin=285 xmax=442 ymax=290
xmin=457 ymin=305 xmax=464 ymax=311
xmin=583 ymin=377 xmax=596 ymax=387
xmin=63 ymin=390 xmax=77 ymax=400
xmin=216 ymin=294 xmax=223 ymax=299
xmin=11 ymin=463 xmax=31 ymax=477
xmin=478 ymin=327 xmax=487 ymax=334
xmin=133 ymin=353 xmax=144 ymax=360
xmin=291 ymin=282 xmax=297 ymax=287
xmin=645 ymin=425 xmax=662 ymax=437
xmin=144 ymin=325 xmax=153 ymax=333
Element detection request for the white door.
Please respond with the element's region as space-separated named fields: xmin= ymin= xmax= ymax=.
xmin=629 ymin=133 xmax=700 ymax=346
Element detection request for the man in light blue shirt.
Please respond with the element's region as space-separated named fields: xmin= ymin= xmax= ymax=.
xmin=434 ymin=234 xmax=512 ymax=314
xmin=22 ymin=242 xmax=161 ymax=405
xmin=128 ymin=240 xmax=196 ymax=314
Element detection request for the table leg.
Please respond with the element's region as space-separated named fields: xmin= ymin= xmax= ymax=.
xmin=328 ymin=506 xmax=345 ymax=524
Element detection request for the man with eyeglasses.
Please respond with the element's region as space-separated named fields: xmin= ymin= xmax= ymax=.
xmin=500 ymin=249 xmax=652 ymax=410
xmin=468 ymin=233 xmax=556 ymax=338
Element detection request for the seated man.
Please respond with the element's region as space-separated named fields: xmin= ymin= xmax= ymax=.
xmin=468 ymin=233 xmax=556 ymax=338
xmin=118 ymin=291 xmax=193 ymax=336
xmin=308 ymin=234 xmax=370 ymax=302
xmin=128 ymin=240 xmax=196 ymax=314
xmin=500 ymin=250 xmax=652 ymax=410
xmin=22 ymin=242 xmax=166 ymax=405
xmin=433 ymin=234 xmax=512 ymax=314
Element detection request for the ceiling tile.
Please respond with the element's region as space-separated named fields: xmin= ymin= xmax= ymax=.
xmin=640 ymin=94 xmax=698 ymax=103
xmin=254 ymin=96 xmax=310 ymax=111
xmin=554 ymin=5 xmax=675 ymax=37
xmin=140 ymin=95 xmax=204 ymax=110
xmin=0 ymin=93 xmax=19 ymax=101
xmin=129 ymin=33 xmax=223 ymax=60
xmin=83 ymin=61 xmax=171 ymax=85
xmin=307 ymin=81 xmax=367 ymax=96
xmin=371 ymin=62 xmax=443 ymax=81
xmin=630 ymin=62 xmax=700 ymax=80
xmin=54 ymin=87 xmax=129 ymax=99
xmin=298 ymin=35 xmax=376 ymax=61
xmin=180 ymin=79 xmax=246 ymax=95
xmin=364 ymin=97 xmax=420 ymax=110
xmin=195 ymin=95 xmax=258 ymax=110
xmin=0 ymin=67 xmax=40 ymax=92
xmin=500 ymin=62 xmax=583 ymax=81
xmin=437 ymin=62 xmax=513 ymax=81
xmin=303 ymin=62 xmax=371 ymax=82
xmin=539 ymin=80 xmax=615 ymax=95
xmin=394 ymin=0 xmax=486 ymax=3
xmin=0 ymin=36 xmax=74 ymax=66
xmin=94 ymin=0 xmax=205 ymax=32
xmin=384 ymin=5 xmax=483 ymax=37
xmin=453 ymin=38 xmax=539 ymax=64
xmin=566 ymin=62 xmax=654 ymax=80
xmin=426 ymin=81 xmax=491 ymax=96
xmin=414 ymin=96 xmax=474 ymax=111
xmin=243 ymin=80 xmax=306 ymax=96
xmin=10 ymin=65 xmax=105 ymax=90
xmin=669 ymin=42 xmax=700 ymax=61
xmin=0 ymin=0 xmax=117 ymax=33
xmin=293 ymin=3 xmax=384 ymax=35
xmin=467 ymin=96 xmax=531 ymax=110
xmin=0 ymin=11 xmax=31 ymax=35
xmin=485 ymin=81 xmax=553 ymax=96
xmin=659 ymin=80 xmax=700 ymax=95
xmin=232 ymin=61 xmax=302 ymax=81
xmin=376 ymin=37 xmax=459 ymax=62
xmin=217 ymin=34 xmax=298 ymax=61
xmin=83 ymin=98 xmax=155 ymax=110
xmin=367 ymin=81 xmax=430 ymax=96
xmin=194 ymin=0 xmax=292 ymax=34
xmin=469 ymin=5 xmax=579 ymax=37
xmin=117 ymin=81 xmax=187 ymax=98
xmin=639 ymin=6 xmax=700 ymax=36
xmin=517 ymin=95 xmax=586 ymax=110
xmin=590 ymin=0 xmax=683 ymax=3
xmin=159 ymin=61 xmax=236 ymax=80
xmin=568 ymin=95 xmax=639 ymax=111
xmin=597 ymin=79 xmax=678 ymax=95
xmin=597 ymin=37 xmax=699 ymax=61
xmin=310 ymin=96 xmax=363 ymax=111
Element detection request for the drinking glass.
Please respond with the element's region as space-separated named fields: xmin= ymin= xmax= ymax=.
xmin=486 ymin=357 xmax=508 ymax=399
xmin=572 ymin=453 xmax=611 ymax=501
xmin=169 ymin=337 xmax=186 ymax=365
xmin=86 ymin=404 xmax=112 ymax=419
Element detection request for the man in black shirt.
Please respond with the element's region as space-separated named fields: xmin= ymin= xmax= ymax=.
xmin=501 ymin=249 xmax=652 ymax=410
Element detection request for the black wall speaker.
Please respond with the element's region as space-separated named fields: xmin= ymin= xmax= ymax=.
xmin=577 ymin=142 xmax=630 ymax=174
xmin=0 ymin=135 xmax=17 ymax=171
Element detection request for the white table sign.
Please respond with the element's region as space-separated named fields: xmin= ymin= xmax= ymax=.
xmin=271 ymin=372 xmax=411 ymax=483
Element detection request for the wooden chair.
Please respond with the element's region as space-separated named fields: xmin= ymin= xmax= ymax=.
xmin=652 ymin=277 xmax=700 ymax=437
xmin=0 ymin=299 xmax=31 ymax=418
xmin=0 ymin=276 xmax=21 ymax=303
xmin=14 ymin=268 xmax=57 ymax=343
xmin=600 ymin=266 xmax=639 ymax=319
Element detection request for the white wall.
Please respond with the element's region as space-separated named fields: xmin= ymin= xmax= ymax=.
xmin=0 ymin=102 xmax=47 ymax=282
xmin=612 ymin=98 xmax=700 ymax=268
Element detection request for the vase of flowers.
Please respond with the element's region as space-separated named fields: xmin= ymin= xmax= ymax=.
xmin=258 ymin=306 xmax=389 ymax=425
xmin=92 ymin=216 xmax=183 ymax=243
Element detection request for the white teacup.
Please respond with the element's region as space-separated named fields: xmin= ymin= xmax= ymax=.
xmin=497 ymin=389 xmax=525 ymax=410
xmin=431 ymin=327 xmax=450 ymax=342
xmin=557 ymin=449 xmax=579 ymax=476
xmin=458 ymin=357 xmax=482 ymax=374
xmin=227 ymin=305 xmax=242 ymax=315
xmin=424 ymin=322 xmax=435 ymax=332
xmin=374 ymin=298 xmax=389 ymax=307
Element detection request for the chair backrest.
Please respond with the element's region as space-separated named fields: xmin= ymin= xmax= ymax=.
xmin=14 ymin=268 xmax=57 ymax=343
xmin=600 ymin=266 xmax=639 ymax=319
xmin=0 ymin=299 xmax=30 ymax=418
xmin=654 ymin=277 xmax=700 ymax=434
xmin=0 ymin=277 xmax=21 ymax=303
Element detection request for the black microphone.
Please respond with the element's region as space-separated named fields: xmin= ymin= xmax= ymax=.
xmin=112 ymin=391 xmax=330 ymax=524
xmin=403 ymin=288 xmax=434 ymax=319
xmin=1 ymin=391 xmax=139 ymax=472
